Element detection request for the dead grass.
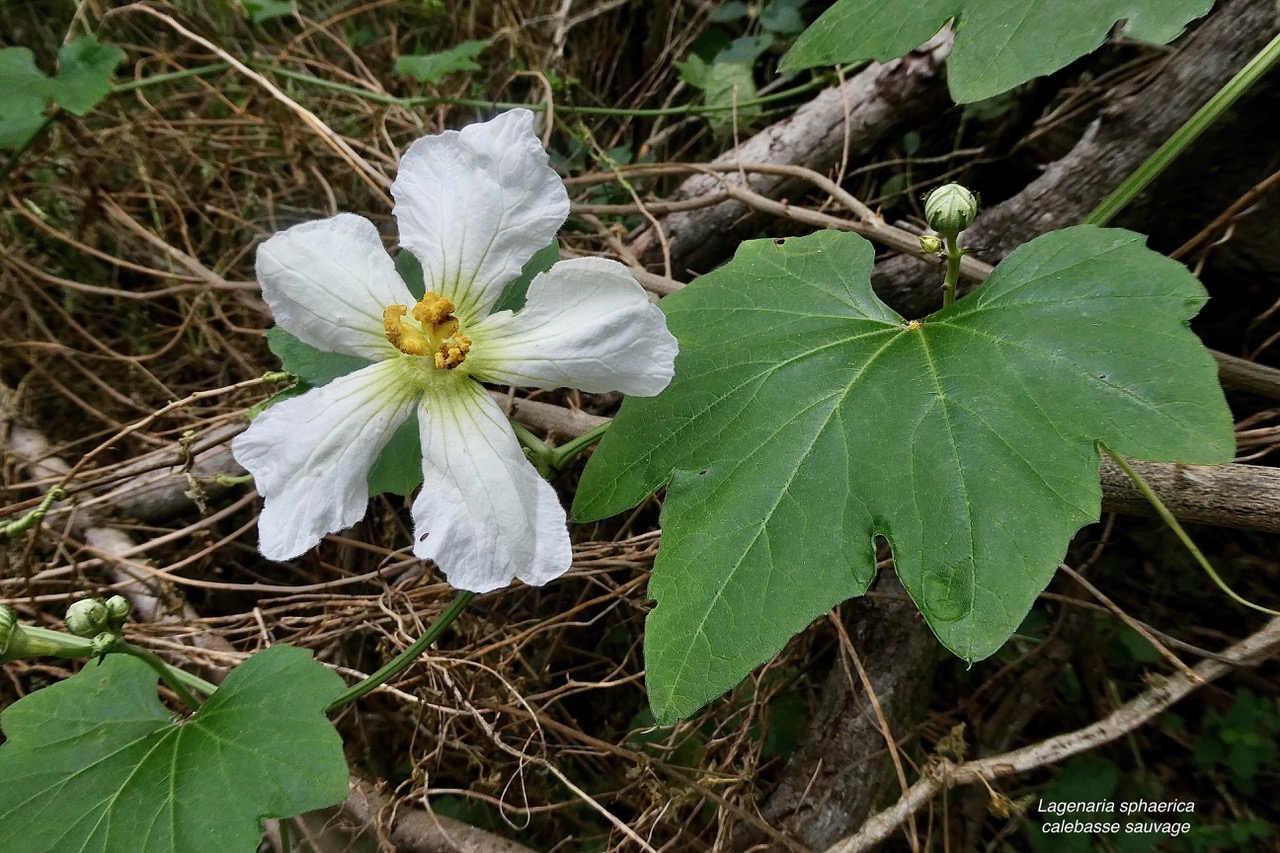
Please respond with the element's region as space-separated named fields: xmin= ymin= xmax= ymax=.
xmin=3 ymin=2 xmax=1279 ymax=852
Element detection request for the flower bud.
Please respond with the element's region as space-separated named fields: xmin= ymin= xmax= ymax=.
xmin=924 ymin=183 xmax=978 ymax=237
xmin=104 ymin=595 xmax=131 ymax=629
xmin=66 ymin=598 xmax=109 ymax=638
xmin=89 ymin=632 xmax=118 ymax=658
xmin=918 ymin=234 xmax=944 ymax=254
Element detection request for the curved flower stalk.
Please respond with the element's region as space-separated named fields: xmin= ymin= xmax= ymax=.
xmin=233 ymin=110 xmax=677 ymax=593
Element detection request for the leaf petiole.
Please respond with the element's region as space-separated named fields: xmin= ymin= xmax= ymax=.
xmin=941 ymin=233 xmax=963 ymax=309
xmin=117 ymin=642 xmax=214 ymax=710
xmin=325 ymin=589 xmax=474 ymax=713
xmin=1102 ymin=446 xmax=1280 ymax=618
xmin=548 ymin=421 xmax=611 ymax=470
xmin=511 ymin=421 xmax=554 ymax=478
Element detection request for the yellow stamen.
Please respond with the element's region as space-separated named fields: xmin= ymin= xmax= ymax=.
xmin=906 ymin=319 xmax=923 ymax=331
xmin=384 ymin=292 xmax=471 ymax=368
xmin=383 ymin=305 xmax=433 ymax=356
xmin=411 ymin=292 xmax=457 ymax=327
xmin=435 ymin=334 xmax=472 ymax=370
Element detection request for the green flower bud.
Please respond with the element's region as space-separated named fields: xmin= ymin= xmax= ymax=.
xmin=104 ymin=595 xmax=131 ymax=629
xmin=924 ymin=183 xmax=978 ymax=237
xmin=918 ymin=234 xmax=944 ymax=254
xmin=0 ymin=605 xmax=15 ymax=657
xmin=89 ymin=632 xmax=118 ymax=658
xmin=66 ymin=598 xmax=109 ymax=638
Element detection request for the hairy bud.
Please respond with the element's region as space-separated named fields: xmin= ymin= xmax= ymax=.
xmin=66 ymin=598 xmax=109 ymax=638
xmin=104 ymin=595 xmax=131 ymax=630
xmin=924 ymin=183 xmax=978 ymax=237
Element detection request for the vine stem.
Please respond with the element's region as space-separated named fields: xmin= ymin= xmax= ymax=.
xmin=511 ymin=421 xmax=554 ymax=478
xmin=118 ymin=642 xmax=211 ymax=711
xmin=1 ymin=623 xmax=217 ymax=709
xmin=1085 ymin=29 xmax=1280 ymax=226
xmin=941 ymin=233 xmax=963 ymax=308
xmin=549 ymin=420 xmax=611 ymax=469
xmin=1102 ymin=445 xmax=1280 ymax=617
xmin=325 ymin=590 xmax=475 ymax=714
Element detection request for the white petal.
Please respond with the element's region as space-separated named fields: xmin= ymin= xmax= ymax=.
xmin=467 ymin=257 xmax=678 ymax=395
xmin=233 ymin=361 xmax=417 ymax=560
xmin=411 ymin=379 xmax=571 ymax=592
xmin=256 ymin=213 xmax=412 ymax=361
xmin=392 ymin=109 xmax=569 ymax=325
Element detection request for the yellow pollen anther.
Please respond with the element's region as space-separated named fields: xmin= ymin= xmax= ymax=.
xmin=435 ymin=334 xmax=472 ymax=370
xmin=383 ymin=304 xmax=432 ymax=355
xmin=384 ymin=292 xmax=470 ymax=367
xmin=906 ymin=319 xmax=923 ymax=331
xmin=412 ymin=292 xmax=457 ymax=327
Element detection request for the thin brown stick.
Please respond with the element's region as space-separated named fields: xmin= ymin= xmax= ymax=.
xmin=824 ymin=616 xmax=1280 ymax=853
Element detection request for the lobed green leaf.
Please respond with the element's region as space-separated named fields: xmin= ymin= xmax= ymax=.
xmin=575 ymin=226 xmax=1233 ymax=723
xmin=781 ymin=0 xmax=1215 ymax=103
xmin=395 ymin=40 xmax=492 ymax=84
xmin=0 ymin=645 xmax=348 ymax=853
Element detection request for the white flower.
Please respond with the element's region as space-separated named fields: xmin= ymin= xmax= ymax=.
xmin=232 ymin=110 xmax=677 ymax=593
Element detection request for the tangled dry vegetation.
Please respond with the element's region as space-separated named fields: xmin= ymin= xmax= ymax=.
xmin=3 ymin=1 xmax=1280 ymax=851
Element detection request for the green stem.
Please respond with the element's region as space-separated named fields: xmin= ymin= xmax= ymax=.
xmin=941 ymin=233 xmax=963 ymax=308
xmin=549 ymin=421 xmax=611 ymax=470
xmin=2 ymin=487 xmax=64 ymax=539
xmin=110 ymin=63 xmax=232 ymax=94
xmin=512 ymin=421 xmax=554 ymax=478
xmin=0 ymin=623 xmax=217 ymax=706
xmin=325 ymin=590 xmax=475 ymax=713
xmin=1102 ymin=446 xmax=1280 ymax=617
xmin=1085 ymin=30 xmax=1280 ymax=226
xmin=0 ymin=624 xmax=93 ymax=663
xmin=118 ymin=642 xmax=210 ymax=710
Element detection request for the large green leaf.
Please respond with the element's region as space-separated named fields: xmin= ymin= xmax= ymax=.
xmin=574 ymin=226 xmax=1233 ymax=723
xmin=781 ymin=0 xmax=1214 ymax=103
xmin=0 ymin=645 xmax=348 ymax=853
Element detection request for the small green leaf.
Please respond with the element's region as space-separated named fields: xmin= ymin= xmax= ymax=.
xmin=243 ymin=0 xmax=296 ymax=22
xmin=675 ymin=54 xmax=714 ymax=90
xmin=0 ymin=645 xmax=348 ymax=853
xmin=575 ymin=226 xmax=1233 ymax=723
xmin=0 ymin=47 xmax=52 ymax=148
xmin=781 ymin=0 xmax=1214 ymax=102
xmin=718 ymin=34 xmax=773 ymax=65
xmin=52 ymin=36 xmax=124 ymax=116
xmin=710 ymin=1 xmax=750 ymax=23
xmin=761 ymin=0 xmax=808 ymax=36
xmin=264 ymin=326 xmax=373 ymax=387
xmin=366 ymin=412 xmax=423 ymax=497
xmin=0 ymin=37 xmax=122 ymax=149
xmin=395 ymin=40 xmax=491 ymax=84
xmin=679 ymin=35 xmax=771 ymax=132
xmin=494 ymin=240 xmax=560 ymax=314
